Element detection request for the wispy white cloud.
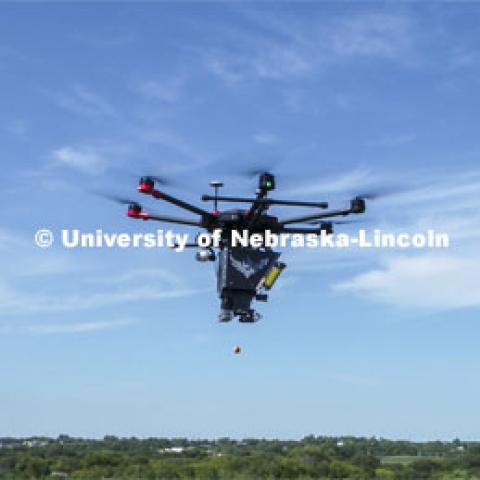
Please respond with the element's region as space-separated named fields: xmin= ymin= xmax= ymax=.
xmin=284 ymin=166 xmax=480 ymax=313
xmin=384 ymin=172 xmax=480 ymax=208
xmin=285 ymin=167 xmax=480 ymax=212
xmin=0 ymin=318 xmax=134 ymax=335
xmin=135 ymin=128 xmax=210 ymax=170
xmin=21 ymin=319 xmax=133 ymax=335
xmin=285 ymin=168 xmax=380 ymax=197
xmin=207 ymin=56 xmax=245 ymax=84
xmin=0 ymin=229 xmax=75 ymax=278
xmin=447 ymin=46 xmax=478 ymax=69
xmin=205 ymin=12 xmax=416 ymax=83
xmin=0 ymin=229 xmax=31 ymax=250
xmin=2 ymin=119 xmax=28 ymax=138
xmin=0 ymin=273 xmax=200 ymax=316
xmin=365 ymin=133 xmax=417 ymax=148
xmin=51 ymin=146 xmax=107 ymax=175
xmin=252 ymin=47 xmax=313 ymax=79
xmin=43 ymin=126 xmax=208 ymax=187
xmin=87 ymin=268 xmax=184 ymax=288
xmin=0 ymin=45 xmax=28 ymax=69
xmin=205 ymin=45 xmax=314 ymax=84
xmin=53 ymin=84 xmax=116 ymax=118
xmin=48 ymin=138 xmax=135 ymax=177
xmin=330 ymin=14 xmax=414 ymax=61
xmin=134 ymin=77 xmax=185 ymax=103
xmin=253 ymin=132 xmax=279 ymax=145
xmin=0 ymin=229 xmax=202 ymax=318
xmin=334 ymin=254 xmax=480 ymax=310
xmin=317 ymin=167 xmax=480 ymax=310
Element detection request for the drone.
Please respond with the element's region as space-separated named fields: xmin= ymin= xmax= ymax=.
xmin=115 ymin=172 xmax=367 ymax=323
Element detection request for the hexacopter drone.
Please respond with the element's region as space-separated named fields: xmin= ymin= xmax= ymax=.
xmin=117 ymin=172 xmax=366 ymax=323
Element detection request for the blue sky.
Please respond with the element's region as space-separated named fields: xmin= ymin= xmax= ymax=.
xmin=2 ymin=2 xmax=480 ymax=440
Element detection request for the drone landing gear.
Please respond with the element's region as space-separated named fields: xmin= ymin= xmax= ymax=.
xmin=218 ymin=308 xmax=261 ymax=323
xmin=218 ymin=309 xmax=234 ymax=323
xmin=238 ymin=309 xmax=261 ymax=323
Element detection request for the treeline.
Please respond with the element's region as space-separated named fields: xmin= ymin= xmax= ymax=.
xmin=0 ymin=435 xmax=480 ymax=479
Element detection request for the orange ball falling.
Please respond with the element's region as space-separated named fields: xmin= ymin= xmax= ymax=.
xmin=233 ymin=346 xmax=241 ymax=354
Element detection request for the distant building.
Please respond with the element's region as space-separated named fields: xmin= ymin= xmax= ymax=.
xmin=160 ymin=447 xmax=184 ymax=454
xmin=51 ymin=472 xmax=68 ymax=479
xmin=23 ymin=440 xmax=48 ymax=448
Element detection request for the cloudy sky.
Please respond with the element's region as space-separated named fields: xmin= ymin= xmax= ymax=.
xmin=2 ymin=2 xmax=480 ymax=440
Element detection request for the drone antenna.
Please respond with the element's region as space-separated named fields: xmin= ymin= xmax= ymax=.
xmin=209 ymin=180 xmax=224 ymax=214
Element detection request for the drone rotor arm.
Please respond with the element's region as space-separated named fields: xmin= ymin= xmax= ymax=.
xmin=279 ymin=227 xmax=324 ymax=234
xmin=278 ymin=207 xmax=354 ymax=226
xmin=145 ymin=213 xmax=204 ymax=227
xmin=201 ymin=195 xmax=328 ymax=208
xmin=138 ymin=179 xmax=212 ymax=217
xmin=201 ymin=195 xmax=253 ymax=204
xmin=266 ymin=199 xmax=328 ymax=208
xmin=169 ymin=242 xmax=199 ymax=249
xmin=245 ymin=190 xmax=269 ymax=228
xmin=151 ymin=191 xmax=212 ymax=218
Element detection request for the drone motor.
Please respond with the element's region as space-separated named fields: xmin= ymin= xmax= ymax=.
xmin=351 ymin=197 xmax=366 ymax=214
xmin=259 ymin=172 xmax=275 ymax=192
xmin=320 ymin=222 xmax=334 ymax=235
xmin=127 ymin=203 xmax=142 ymax=218
xmin=138 ymin=177 xmax=155 ymax=194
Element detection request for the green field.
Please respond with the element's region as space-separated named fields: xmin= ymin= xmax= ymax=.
xmin=381 ymin=455 xmax=440 ymax=465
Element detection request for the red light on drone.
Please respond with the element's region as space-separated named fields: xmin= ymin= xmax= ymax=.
xmin=138 ymin=183 xmax=153 ymax=194
xmin=127 ymin=208 xmax=140 ymax=218
xmin=138 ymin=177 xmax=155 ymax=194
xmin=127 ymin=203 xmax=148 ymax=219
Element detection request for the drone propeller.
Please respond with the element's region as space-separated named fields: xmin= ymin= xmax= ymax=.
xmin=142 ymin=175 xmax=173 ymax=186
xmin=209 ymin=157 xmax=279 ymax=179
xmin=85 ymin=190 xmax=147 ymax=219
xmin=238 ymin=163 xmax=277 ymax=179
xmin=87 ymin=189 xmax=143 ymax=209
xmin=111 ymin=196 xmax=139 ymax=206
xmin=350 ymin=183 xmax=407 ymax=201
xmin=109 ymin=165 xmax=176 ymax=188
xmin=354 ymin=192 xmax=382 ymax=200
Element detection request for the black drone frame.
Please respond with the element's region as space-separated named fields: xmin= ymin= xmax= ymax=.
xmin=127 ymin=173 xmax=366 ymax=236
xmin=118 ymin=172 xmax=368 ymax=323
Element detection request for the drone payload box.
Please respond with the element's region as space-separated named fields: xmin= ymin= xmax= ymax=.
xmin=217 ymin=247 xmax=280 ymax=295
